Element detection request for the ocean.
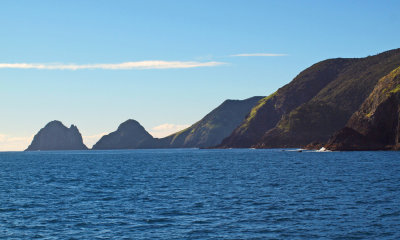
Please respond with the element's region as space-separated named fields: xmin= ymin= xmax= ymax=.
xmin=0 ymin=149 xmax=399 ymax=239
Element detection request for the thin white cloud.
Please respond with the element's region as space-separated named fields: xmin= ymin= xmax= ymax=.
xmin=82 ymin=132 xmax=108 ymax=148
xmin=0 ymin=134 xmax=33 ymax=151
xmin=231 ymin=53 xmax=288 ymax=57
xmin=150 ymin=123 xmax=190 ymax=138
xmin=0 ymin=61 xmax=226 ymax=70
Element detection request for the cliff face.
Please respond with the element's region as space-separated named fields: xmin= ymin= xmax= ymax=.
xmin=160 ymin=96 xmax=263 ymax=148
xmin=26 ymin=120 xmax=88 ymax=151
xmin=326 ymin=66 xmax=400 ymax=150
xmin=219 ymin=58 xmax=351 ymax=147
xmin=219 ymin=48 xmax=400 ymax=148
xmin=92 ymin=119 xmax=154 ymax=150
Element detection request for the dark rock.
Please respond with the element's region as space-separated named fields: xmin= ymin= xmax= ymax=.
xmin=326 ymin=66 xmax=400 ymax=151
xmin=325 ymin=127 xmax=385 ymax=151
xmin=92 ymin=119 xmax=154 ymax=150
xmin=304 ymin=142 xmax=325 ymax=150
xmin=26 ymin=120 xmax=88 ymax=151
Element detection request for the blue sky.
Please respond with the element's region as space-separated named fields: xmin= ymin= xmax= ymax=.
xmin=1 ymin=0 xmax=400 ymax=150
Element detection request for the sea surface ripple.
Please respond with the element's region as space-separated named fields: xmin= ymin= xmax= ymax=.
xmin=0 ymin=149 xmax=400 ymax=239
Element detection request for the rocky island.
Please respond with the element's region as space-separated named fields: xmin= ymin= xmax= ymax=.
xmin=92 ymin=119 xmax=154 ymax=150
xmin=26 ymin=120 xmax=88 ymax=151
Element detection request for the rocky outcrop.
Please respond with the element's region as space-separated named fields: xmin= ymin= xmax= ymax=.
xmin=26 ymin=120 xmax=88 ymax=151
xmin=92 ymin=119 xmax=155 ymax=150
xmin=325 ymin=66 xmax=400 ymax=150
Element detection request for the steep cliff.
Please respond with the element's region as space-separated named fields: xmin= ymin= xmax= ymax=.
xmin=219 ymin=48 xmax=400 ymax=148
xmin=326 ymin=66 xmax=400 ymax=150
xmin=258 ymin=49 xmax=400 ymax=148
xmin=219 ymin=58 xmax=355 ymax=147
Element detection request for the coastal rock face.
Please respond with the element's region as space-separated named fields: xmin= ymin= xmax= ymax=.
xmin=160 ymin=96 xmax=263 ymax=148
xmin=326 ymin=66 xmax=400 ymax=150
xmin=219 ymin=58 xmax=350 ymax=147
xmin=26 ymin=120 xmax=88 ymax=151
xmin=219 ymin=48 xmax=400 ymax=148
xmin=92 ymin=119 xmax=154 ymax=150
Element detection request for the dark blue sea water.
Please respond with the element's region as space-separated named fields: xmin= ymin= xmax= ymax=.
xmin=0 ymin=149 xmax=400 ymax=239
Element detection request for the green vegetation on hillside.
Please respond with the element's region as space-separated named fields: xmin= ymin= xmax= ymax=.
xmin=163 ymin=96 xmax=263 ymax=148
xmin=219 ymin=56 xmax=354 ymax=148
xmin=239 ymin=92 xmax=277 ymax=131
xmin=325 ymin=64 xmax=400 ymax=150
xmin=221 ymin=48 xmax=400 ymax=148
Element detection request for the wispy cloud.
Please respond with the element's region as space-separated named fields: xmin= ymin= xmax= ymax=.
xmin=0 ymin=134 xmax=33 ymax=151
xmin=0 ymin=61 xmax=226 ymax=70
xmin=231 ymin=53 xmax=288 ymax=57
xmin=149 ymin=123 xmax=190 ymax=138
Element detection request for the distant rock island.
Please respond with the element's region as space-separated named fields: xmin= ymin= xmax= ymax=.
xmin=92 ymin=119 xmax=154 ymax=150
xmin=26 ymin=120 xmax=88 ymax=151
